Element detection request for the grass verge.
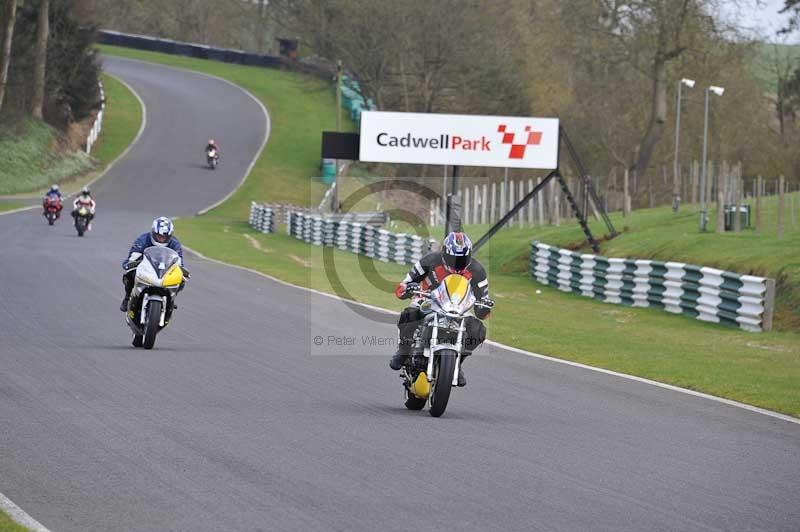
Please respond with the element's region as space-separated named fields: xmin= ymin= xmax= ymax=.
xmin=0 ymin=72 xmax=142 ymax=197
xmin=0 ymin=118 xmax=92 ymax=195
xmin=100 ymin=45 xmax=800 ymax=417
xmin=91 ymin=73 xmax=143 ymax=168
xmin=0 ymin=203 xmax=27 ymax=213
xmin=0 ymin=510 xmax=30 ymax=532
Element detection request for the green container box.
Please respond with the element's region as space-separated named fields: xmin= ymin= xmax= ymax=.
xmin=724 ymin=204 xmax=751 ymax=231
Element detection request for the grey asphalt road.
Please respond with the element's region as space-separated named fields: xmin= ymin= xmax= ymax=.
xmin=1 ymin=56 xmax=799 ymax=532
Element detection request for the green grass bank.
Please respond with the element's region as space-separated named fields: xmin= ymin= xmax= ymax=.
xmin=0 ymin=72 xmax=142 ymax=197
xmin=99 ymin=45 xmax=800 ymax=416
xmin=0 ymin=510 xmax=30 ymax=532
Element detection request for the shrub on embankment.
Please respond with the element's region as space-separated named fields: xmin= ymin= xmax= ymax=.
xmin=0 ymin=118 xmax=92 ymax=195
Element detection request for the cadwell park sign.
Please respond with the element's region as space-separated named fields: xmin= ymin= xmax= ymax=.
xmin=359 ymin=111 xmax=560 ymax=170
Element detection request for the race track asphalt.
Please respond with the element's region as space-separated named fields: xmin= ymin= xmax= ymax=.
xmin=1 ymin=56 xmax=798 ymax=532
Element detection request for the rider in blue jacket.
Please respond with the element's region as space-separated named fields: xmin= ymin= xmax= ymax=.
xmin=120 ymin=217 xmax=185 ymax=311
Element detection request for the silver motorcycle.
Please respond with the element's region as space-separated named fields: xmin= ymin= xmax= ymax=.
xmin=399 ymin=273 xmax=490 ymax=417
xmin=123 ymin=246 xmax=187 ymax=349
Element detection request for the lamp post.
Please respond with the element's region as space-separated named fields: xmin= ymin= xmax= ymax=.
xmin=699 ymin=85 xmax=724 ymax=231
xmin=673 ymin=78 xmax=694 ymax=213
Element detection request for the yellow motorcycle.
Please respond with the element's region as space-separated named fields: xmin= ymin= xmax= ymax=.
xmin=124 ymin=246 xmax=187 ymax=349
xmin=74 ymin=206 xmax=91 ymax=237
xmin=400 ymin=274 xmax=489 ymax=417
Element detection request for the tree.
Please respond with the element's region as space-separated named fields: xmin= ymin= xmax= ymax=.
xmin=31 ymin=0 xmax=49 ymax=119
xmin=780 ymin=0 xmax=799 ymax=33
xmin=0 ymin=0 xmax=18 ymax=114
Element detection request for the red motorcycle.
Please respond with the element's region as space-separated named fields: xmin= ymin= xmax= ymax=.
xmin=43 ymin=196 xmax=62 ymax=225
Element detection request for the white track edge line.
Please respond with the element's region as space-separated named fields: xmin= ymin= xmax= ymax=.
xmin=98 ymin=53 xmax=271 ymax=217
xmin=0 ymin=205 xmax=36 ymax=216
xmin=184 ymin=244 xmax=799 ymax=426
xmin=0 ymin=491 xmax=52 ymax=532
xmin=0 ymin=72 xmax=147 ymax=218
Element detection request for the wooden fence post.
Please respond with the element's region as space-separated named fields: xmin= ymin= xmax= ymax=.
xmin=733 ymin=172 xmax=742 ymax=233
xmin=777 ymin=175 xmax=785 ymax=238
xmin=481 ymin=184 xmax=488 ymax=225
xmin=490 ymin=182 xmax=497 ymax=224
xmin=500 ymin=180 xmax=507 ymax=226
xmin=623 ymin=169 xmax=630 ymax=218
xmin=716 ymin=163 xmax=726 ymax=234
xmin=461 ymin=187 xmax=470 ymax=225
xmin=537 ymin=177 xmax=544 ymax=226
xmin=755 ymin=175 xmax=762 ymax=234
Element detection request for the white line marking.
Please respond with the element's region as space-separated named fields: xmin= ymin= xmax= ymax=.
xmin=0 ymin=491 xmax=52 ymax=532
xmin=0 ymin=205 xmax=36 ymax=216
xmin=184 ymin=244 xmax=799 ymax=426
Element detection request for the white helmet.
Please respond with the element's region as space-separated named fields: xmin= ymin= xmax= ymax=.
xmin=150 ymin=217 xmax=174 ymax=247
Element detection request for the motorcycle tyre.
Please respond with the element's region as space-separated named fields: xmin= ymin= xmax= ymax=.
xmin=429 ymin=350 xmax=457 ymax=418
xmin=142 ymin=299 xmax=162 ymax=350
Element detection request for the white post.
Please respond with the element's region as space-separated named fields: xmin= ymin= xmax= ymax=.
xmin=464 ymin=186 xmax=471 ymax=226
xmin=473 ymin=185 xmax=480 ymax=226
xmin=518 ymin=180 xmax=525 ymax=227
xmin=508 ymin=180 xmax=515 ymax=228
xmin=527 ymin=179 xmax=534 ymax=225
xmin=499 ymin=181 xmax=506 ymax=225
xmin=490 ymin=182 xmax=497 ymax=223
xmin=537 ymin=177 xmax=544 ymax=225
xmin=481 ymin=184 xmax=488 ymax=225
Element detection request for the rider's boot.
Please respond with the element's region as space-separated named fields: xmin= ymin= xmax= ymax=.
xmin=457 ymin=354 xmax=470 ymax=387
xmin=120 ymin=295 xmax=130 ymax=312
xmin=390 ymin=343 xmax=412 ymax=370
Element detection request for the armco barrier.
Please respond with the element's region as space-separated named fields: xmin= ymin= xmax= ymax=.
xmin=97 ymin=30 xmax=331 ymax=79
xmin=249 ymin=202 xmax=275 ymax=234
xmin=529 ymin=241 xmax=776 ymax=332
xmin=287 ymin=211 xmax=436 ymax=265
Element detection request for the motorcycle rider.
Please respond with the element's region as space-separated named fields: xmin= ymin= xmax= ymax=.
xmin=389 ymin=231 xmax=494 ymax=387
xmin=42 ymin=184 xmax=64 ymax=219
xmin=120 ymin=217 xmax=185 ymax=312
xmin=205 ymin=139 xmax=220 ymax=159
xmin=71 ymin=187 xmax=96 ymax=230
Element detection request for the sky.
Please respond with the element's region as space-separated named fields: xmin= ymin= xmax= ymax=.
xmin=720 ymin=0 xmax=800 ymax=43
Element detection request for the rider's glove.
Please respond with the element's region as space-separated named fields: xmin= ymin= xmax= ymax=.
xmin=478 ymin=296 xmax=495 ymax=309
xmin=395 ymin=282 xmax=420 ymax=299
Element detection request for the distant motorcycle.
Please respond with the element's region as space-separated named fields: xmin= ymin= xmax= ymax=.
xmin=43 ymin=196 xmax=62 ymax=225
xmin=74 ymin=206 xmax=91 ymax=237
xmin=123 ymin=246 xmax=187 ymax=349
xmin=206 ymin=148 xmax=219 ymax=170
xmin=398 ymin=274 xmax=491 ymax=417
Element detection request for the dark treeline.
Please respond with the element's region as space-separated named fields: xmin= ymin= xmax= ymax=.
xmin=0 ymin=0 xmax=101 ymax=131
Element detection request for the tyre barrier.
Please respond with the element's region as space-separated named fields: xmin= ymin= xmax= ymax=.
xmin=529 ymin=241 xmax=776 ymax=332
xmin=287 ymin=212 xmax=436 ymax=265
xmin=249 ymin=202 xmax=275 ymax=234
